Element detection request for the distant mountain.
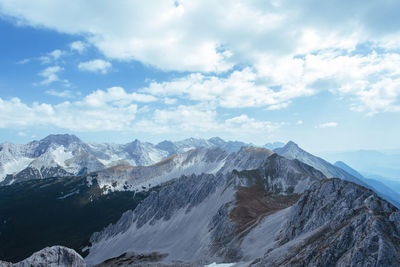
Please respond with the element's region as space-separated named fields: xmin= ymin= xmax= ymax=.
xmin=274 ymin=141 xmax=368 ymax=186
xmin=263 ymin=141 xmax=285 ymax=150
xmin=274 ymin=141 xmax=400 ymax=207
xmin=93 ymin=146 xmax=274 ymax=193
xmin=335 ymin=161 xmax=400 ymax=207
xmin=0 ymin=135 xmax=252 ymax=185
xmin=364 ymin=173 xmax=400 ymax=194
xmin=321 ymin=149 xmax=400 ymax=180
xmin=334 ymin=160 xmax=364 ymax=179
xmin=156 ymin=136 xmax=251 ymax=155
xmin=0 ymin=134 xmax=108 ymax=185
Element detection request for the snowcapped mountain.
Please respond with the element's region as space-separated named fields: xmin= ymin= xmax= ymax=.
xmin=0 ymin=134 xmax=106 ymax=185
xmin=93 ymin=146 xmax=274 ymax=193
xmin=0 ymin=135 xmax=251 ymax=186
xmin=155 ymin=137 xmax=251 ymax=155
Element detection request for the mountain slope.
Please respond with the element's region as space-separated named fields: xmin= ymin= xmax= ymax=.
xmin=85 ymin=153 xmax=326 ymax=265
xmin=0 ymin=175 xmax=156 ymax=263
xmin=252 ymin=178 xmax=400 ymax=266
xmin=335 ymin=161 xmax=400 ymax=207
xmin=322 ymin=149 xmax=400 ymax=180
xmin=86 ymin=153 xmax=400 ymax=266
xmin=273 ymin=141 xmax=400 ymax=208
xmin=274 ymin=141 xmax=367 ymax=186
xmin=0 ymin=146 xmax=274 ymax=263
xmin=93 ymin=146 xmax=275 ymax=193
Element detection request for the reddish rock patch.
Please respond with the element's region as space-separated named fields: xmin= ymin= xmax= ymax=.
xmin=229 ymin=184 xmax=299 ymax=234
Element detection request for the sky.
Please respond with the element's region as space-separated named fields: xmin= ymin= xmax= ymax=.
xmin=0 ymin=0 xmax=399 ymax=153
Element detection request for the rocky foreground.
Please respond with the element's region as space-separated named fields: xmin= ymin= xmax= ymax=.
xmin=0 ymin=246 xmax=85 ymax=267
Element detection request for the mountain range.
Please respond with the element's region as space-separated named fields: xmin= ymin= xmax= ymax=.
xmin=0 ymin=134 xmax=251 ymax=186
xmin=0 ymin=135 xmax=399 ymax=266
xmin=321 ymin=149 xmax=400 ymax=180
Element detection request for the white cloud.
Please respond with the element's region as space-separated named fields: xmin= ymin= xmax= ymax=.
xmin=0 ymin=89 xmax=281 ymax=139
xmin=40 ymin=49 xmax=66 ymax=64
xmin=17 ymin=131 xmax=26 ymax=136
xmin=317 ymin=122 xmax=338 ymax=128
xmin=17 ymin=58 xmax=30 ymax=64
xmin=84 ymin=87 xmax=156 ymax=107
xmin=142 ymin=67 xmax=312 ymax=109
xmin=69 ymin=41 xmax=87 ymax=53
xmin=296 ymin=120 xmax=303 ymax=125
xmin=49 ymin=49 xmax=64 ymax=60
xmin=38 ymin=66 xmax=64 ymax=85
xmin=78 ymin=59 xmax=112 ymax=74
xmin=2 ymin=0 xmax=394 ymax=72
xmin=0 ymin=87 xmax=150 ymax=131
xmin=135 ymin=105 xmax=281 ymax=137
xmin=45 ymin=89 xmax=75 ymax=98
xmin=1 ymin=1 xmax=400 ymax=114
xmin=164 ymin=98 xmax=177 ymax=105
xmin=141 ymin=51 xmax=400 ymax=113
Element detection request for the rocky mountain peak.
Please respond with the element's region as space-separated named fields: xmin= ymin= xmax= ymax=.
xmin=208 ymin=136 xmax=225 ymax=144
xmin=32 ymin=134 xmax=83 ymax=158
xmin=40 ymin=134 xmax=82 ymax=146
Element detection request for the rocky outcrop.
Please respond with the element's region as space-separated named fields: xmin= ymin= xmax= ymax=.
xmin=85 ymin=153 xmax=326 ymax=265
xmin=0 ymin=246 xmax=85 ymax=267
xmin=251 ymin=178 xmax=400 ymax=267
xmin=274 ymin=141 xmax=400 ymax=208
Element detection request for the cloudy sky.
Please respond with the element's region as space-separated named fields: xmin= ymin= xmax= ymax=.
xmin=0 ymin=0 xmax=399 ymax=152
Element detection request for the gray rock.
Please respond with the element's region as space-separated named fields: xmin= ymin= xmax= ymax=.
xmin=252 ymin=178 xmax=400 ymax=267
xmin=7 ymin=246 xmax=85 ymax=267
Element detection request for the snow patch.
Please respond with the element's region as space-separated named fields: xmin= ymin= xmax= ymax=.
xmin=0 ymin=157 xmax=33 ymax=181
xmin=206 ymin=263 xmax=236 ymax=267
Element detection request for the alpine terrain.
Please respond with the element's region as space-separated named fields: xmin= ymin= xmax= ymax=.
xmin=0 ymin=136 xmax=399 ymax=267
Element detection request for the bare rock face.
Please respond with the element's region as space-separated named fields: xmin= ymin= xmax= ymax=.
xmin=251 ymin=178 xmax=400 ymax=267
xmin=4 ymin=246 xmax=85 ymax=267
xmin=86 ymin=153 xmax=327 ymax=266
